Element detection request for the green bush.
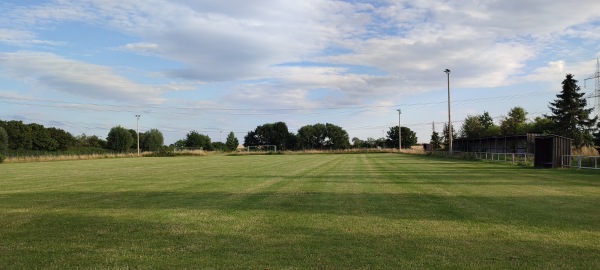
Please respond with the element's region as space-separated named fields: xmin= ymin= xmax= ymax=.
xmin=147 ymin=146 xmax=176 ymax=157
xmin=0 ymin=154 xmax=5 ymax=163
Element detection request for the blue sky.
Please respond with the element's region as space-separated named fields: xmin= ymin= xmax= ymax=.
xmin=1 ymin=0 xmax=599 ymax=145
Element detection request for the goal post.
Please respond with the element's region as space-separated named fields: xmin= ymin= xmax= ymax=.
xmin=247 ymin=145 xmax=277 ymax=152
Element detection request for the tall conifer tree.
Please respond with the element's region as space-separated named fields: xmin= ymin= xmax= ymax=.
xmin=547 ymin=74 xmax=597 ymax=147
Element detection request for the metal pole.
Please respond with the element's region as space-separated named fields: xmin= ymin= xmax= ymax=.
xmin=444 ymin=69 xmax=453 ymax=155
xmin=397 ymin=109 xmax=401 ymax=150
xmin=135 ymin=114 xmax=140 ymax=156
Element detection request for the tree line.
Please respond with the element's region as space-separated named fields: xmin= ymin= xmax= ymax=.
xmin=431 ymin=74 xmax=600 ymax=150
xmin=241 ymin=122 xmax=418 ymax=150
xmin=0 ymin=121 xmax=166 ymax=154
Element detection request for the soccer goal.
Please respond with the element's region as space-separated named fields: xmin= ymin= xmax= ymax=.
xmin=247 ymin=145 xmax=277 ymax=152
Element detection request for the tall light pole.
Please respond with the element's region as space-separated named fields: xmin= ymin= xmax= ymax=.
xmin=397 ymin=109 xmax=401 ymax=150
xmin=444 ymin=69 xmax=453 ymax=155
xmin=135 ymin=114 xmax=140 ymax=156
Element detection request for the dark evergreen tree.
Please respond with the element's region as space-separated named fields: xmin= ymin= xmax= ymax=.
xmin=594 ymin=122 xmax=600 ymax=147
xmin=430 ymin=130 xmax=442 ymax=150
xmin=546 ymin=74 xmax=597 ymax=147
xmin=225 ymin=131 xmax=239 ymax=151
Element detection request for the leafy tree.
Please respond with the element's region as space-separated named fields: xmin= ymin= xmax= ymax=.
xmin=76 ymin=134 xmax=107 ymax=149
xmin=351 ymin=137 xmax=363 ymax=148
xmin=525 ymin=116 xmax=554 ymax=134
xmin=47 ymin=127 xmax=76 ymax=150
xmin=172 ymin=139 xmax=186 ymax=148
xmin=106 ymin=126 xmax=134 ymax=153
xmin=297 ymin=124 xmax=323 ymax=149
xmin=297 ymin=123 xmax=350 ymax=150
xmin=212 ymin=141 xmax=226 ymax=151
xmin=29 ymin=123 xmax=58 ymax=151
xmin=243 ymin=130 xmax=259 ymax=147
xmin=546 ymin=74 xmax=598 ymax=147
xmin=142 ymin=129 xmax=164 ymax=151
xmin=460 ymin=115 xmax=486 ymax=138
xmin=225 ymin=132 xmax=239 ymax=151
xmin=244 ymin=122 xmax=293 ymax=150
xmin=500 ymin=107 xmax=528 ymax=135
xmin=386 ymin=126 xmax=417 ymax=149
xmin=0 ymin=126 xmax=8 ymax=153
xmin=362 ymin=137 xmax=380 ymax=148
xmin=430 ymin=130 xmax=442 ymax=150
xmin=459 ymin=112 xmax=500 ymax=138
xmin=185 ymin=131 xmax=212 ymax=150
xmin=1 ymin=120 xmax=33 ymax=150
xmin=480 ymin=112 xmax=495 ymax=130
xmin=128 ymin=129 xmax=141 ymax=150
xmin=325 ymin=123 xmax=350 ymax=149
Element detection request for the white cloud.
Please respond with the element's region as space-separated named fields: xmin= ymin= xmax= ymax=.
xmin=0 ymin=28 xmax=64 ymax=46
xmin=119 ymin=42 xmax=160 ymax=54
xmin=0 ymin=52 xmax=164 ymax=103
xmin=2 ymin=0 xmax=600 ymax=110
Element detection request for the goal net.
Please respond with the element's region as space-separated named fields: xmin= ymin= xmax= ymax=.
xmin=247 ymin=145 xmax=277 ymax=152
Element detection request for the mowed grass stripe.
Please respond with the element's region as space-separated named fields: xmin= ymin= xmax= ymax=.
xmin=0 ymin=153 xmax=599 ymax=269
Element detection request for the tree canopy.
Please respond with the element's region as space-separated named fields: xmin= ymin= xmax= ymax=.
xmin=500 ymin=107 xmax=528 ymax=135
xmin=106 ymin=126 xmax=134 ymax=153
xmin=0 ymin=127 xmax=8 ymax=153
xmin=296 ymin=123 xmax=350 ymax=150
xmin=386 ymin=126 xmax=417 ymax=149
xmin=142 ymin=129 xmax=164 ymax=151
xmin=459 ymin=112 xmax=500 ymax=139
xmin=244 ymin=122 xmax=294 ymax=150
xmin=185 ymin=131 xmax=212 ymax=150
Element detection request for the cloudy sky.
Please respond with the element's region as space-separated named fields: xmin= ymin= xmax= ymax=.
xmin=1 ymin=0 xmax=599 ymax=145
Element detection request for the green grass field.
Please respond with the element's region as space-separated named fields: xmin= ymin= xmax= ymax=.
xmin=1 ymin=153 xmax=599 ymax=269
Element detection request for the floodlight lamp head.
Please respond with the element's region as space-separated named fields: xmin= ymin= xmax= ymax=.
xmin=444 ymin=69 xmax=450 ymax=74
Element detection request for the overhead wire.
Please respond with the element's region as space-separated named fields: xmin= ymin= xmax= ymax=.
xmin=0 ymin=90 xmax=564 ymax=134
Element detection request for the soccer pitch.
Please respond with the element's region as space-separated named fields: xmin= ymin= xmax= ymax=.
xmin=1 ymin=153 xmax=599 ymax=269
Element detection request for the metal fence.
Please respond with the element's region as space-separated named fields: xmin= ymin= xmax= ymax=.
xmin=561 ymin=155 xmax=600 ymax=170
xmin=433 ymin=151 xmax=534 ymax=164
xmin=471 ymin=152 xmax=534 ymax=164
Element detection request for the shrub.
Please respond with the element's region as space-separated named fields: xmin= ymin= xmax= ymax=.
xmin=0 ymin=154 xmax=5 ymax=163
xmin=147 ymin=146 xmax=176 ymax=157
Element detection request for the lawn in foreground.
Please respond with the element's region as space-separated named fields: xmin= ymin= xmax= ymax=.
xmin=0 ymin=153 xmax=599 ymax=269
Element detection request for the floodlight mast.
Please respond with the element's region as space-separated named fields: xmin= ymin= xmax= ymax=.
xmin=135 ymin=114 xmax=140 ymax=156
xmin=444 ymin=69 xmax=453 ymax=155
